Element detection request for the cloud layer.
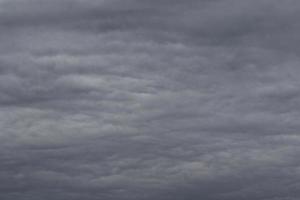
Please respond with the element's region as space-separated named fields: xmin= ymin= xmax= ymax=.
xmin=1 ymin=0 xmax=300 ymax=199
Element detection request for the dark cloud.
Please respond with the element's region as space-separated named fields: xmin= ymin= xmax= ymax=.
xmin=1 ymin=0 xmax=300 ymax=199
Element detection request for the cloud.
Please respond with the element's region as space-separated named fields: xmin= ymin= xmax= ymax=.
xmin=0 ymin=0 xmax=300 ymax=199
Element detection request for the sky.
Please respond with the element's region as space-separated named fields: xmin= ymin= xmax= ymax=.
xmin=1 ymin=0 xmax=300 ymax=199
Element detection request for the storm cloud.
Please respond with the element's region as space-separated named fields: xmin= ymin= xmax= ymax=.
xmin=1 ymin=0 xmax=300 ymax=199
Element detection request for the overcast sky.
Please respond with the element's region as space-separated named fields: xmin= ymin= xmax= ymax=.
xmin=1 ymin=0 xmax=300 ymax=199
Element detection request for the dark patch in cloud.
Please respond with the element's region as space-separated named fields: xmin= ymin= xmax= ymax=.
xmin=1 ymin=0 xmax=300 ymax=200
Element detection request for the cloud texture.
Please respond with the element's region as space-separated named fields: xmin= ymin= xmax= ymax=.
xmin=1 ymin=0 xmax=300 ymax=199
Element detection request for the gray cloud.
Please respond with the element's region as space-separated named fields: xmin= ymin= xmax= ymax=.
xmin=0 ymin=0 xmax=300 ymax=199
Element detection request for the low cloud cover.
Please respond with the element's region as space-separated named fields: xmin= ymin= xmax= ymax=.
xmin=1 ymin=0 xmax=300 ymax=199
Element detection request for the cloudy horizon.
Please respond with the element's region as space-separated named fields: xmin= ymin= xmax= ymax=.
xmin=1 ymin=0 xmax=300 ymax=199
